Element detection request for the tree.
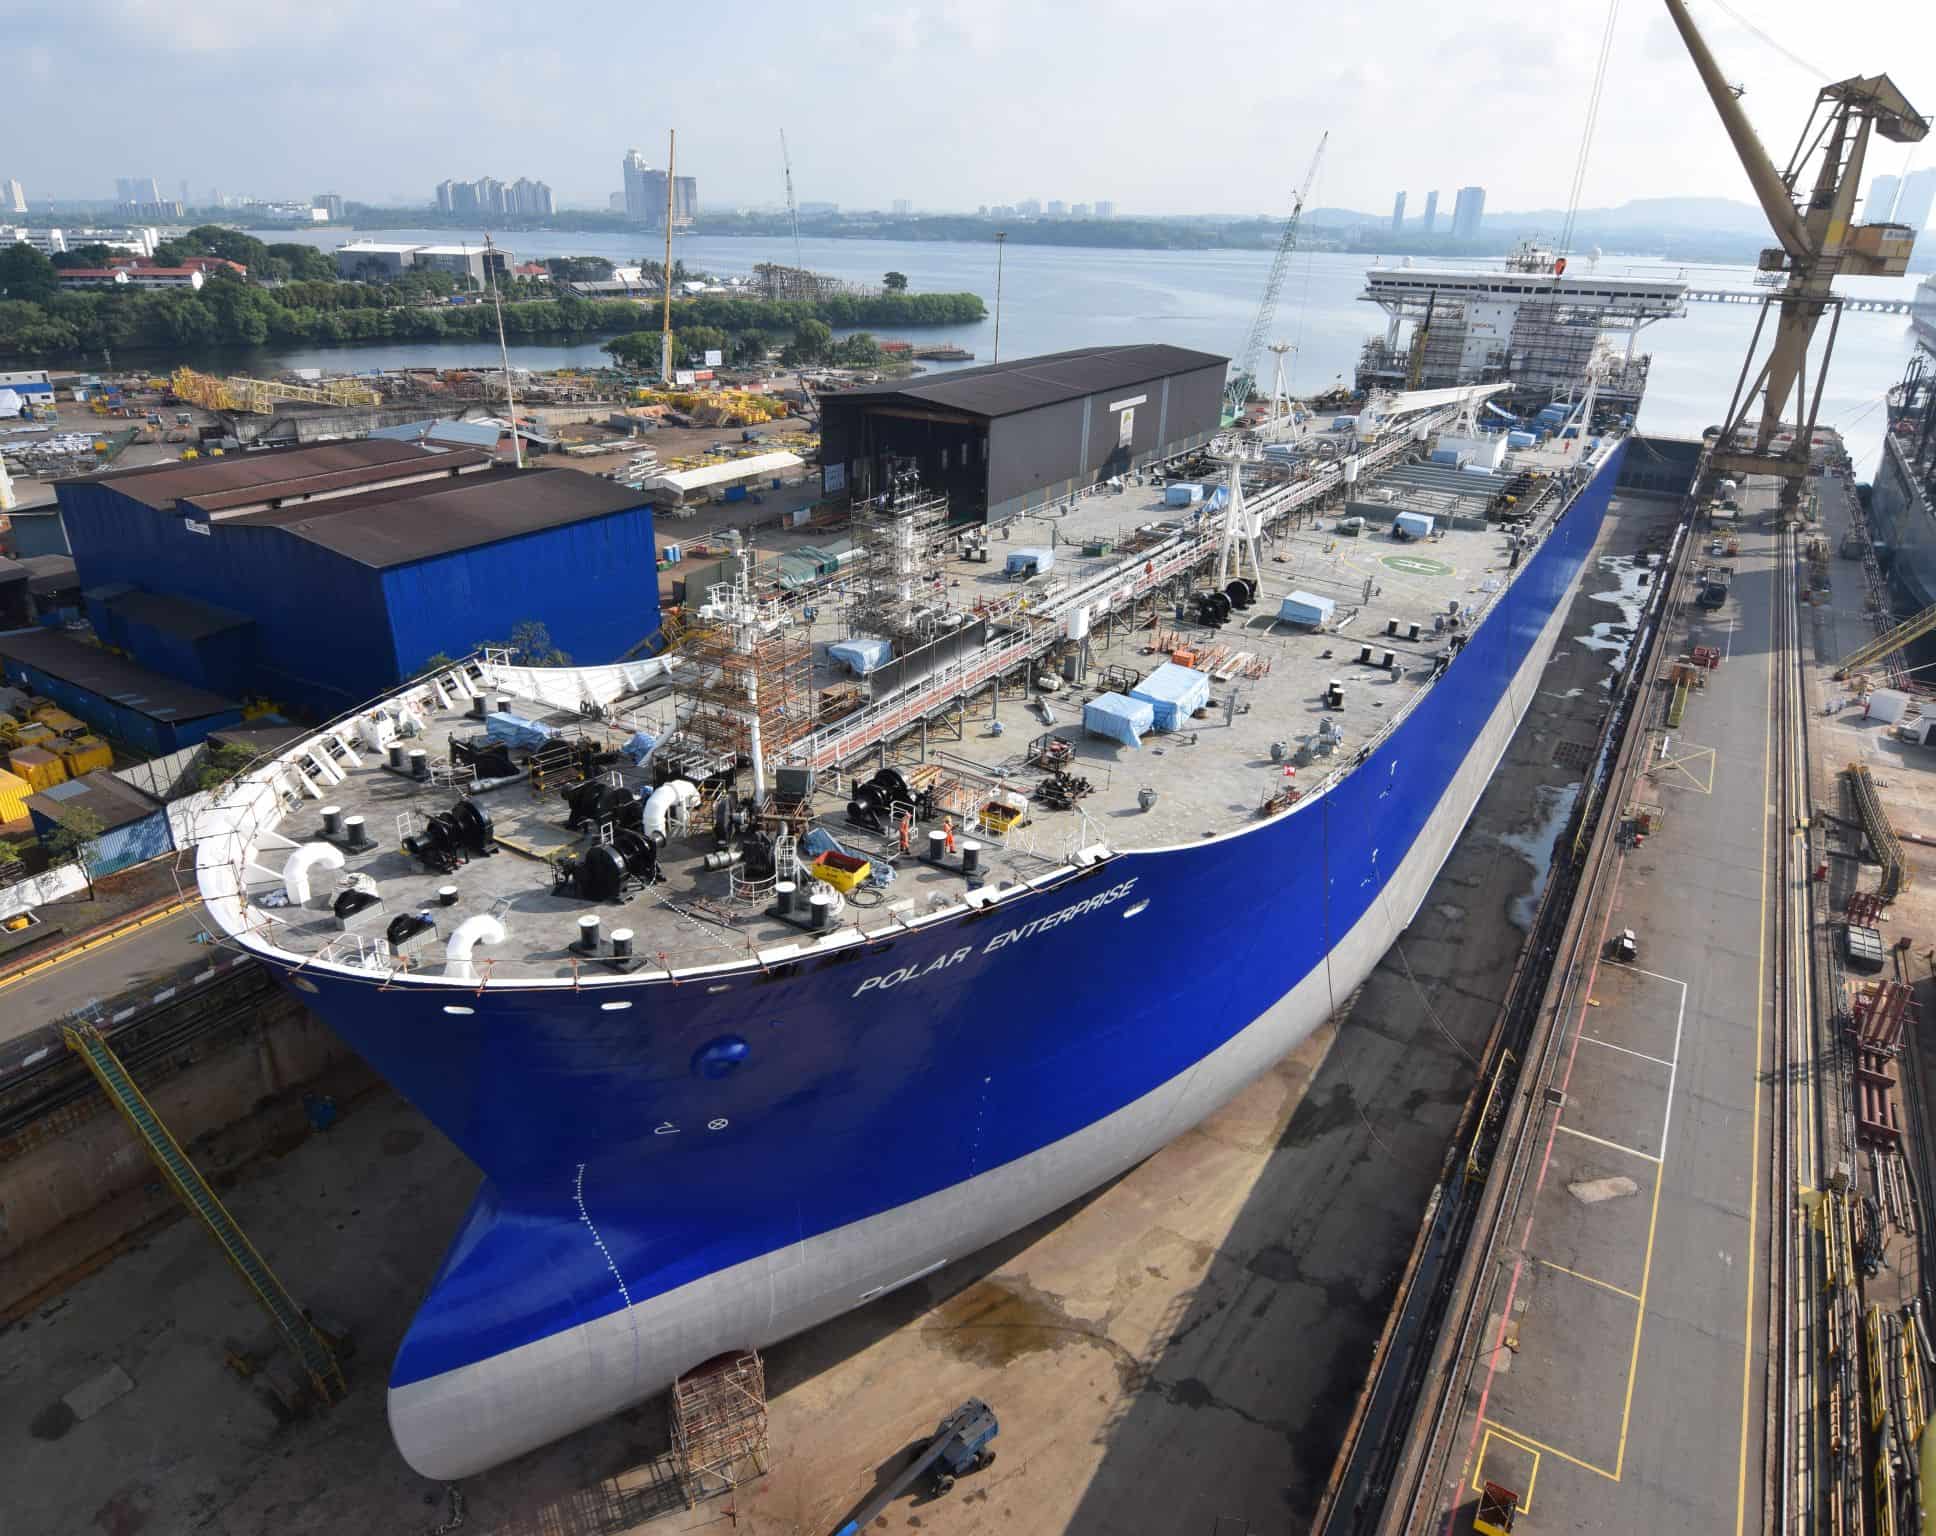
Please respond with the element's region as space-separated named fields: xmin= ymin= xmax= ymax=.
xmin=0 ymin=246 xmax=57 ymax=303
xmin=729 ymin=330 xmax=771 ymax=368
xmin=679 ymin=325 xmax=730 ymax=363
xmin=509 ymin=620 xmax=571 ymax=667
xmin=193 ymin=740 xmax=259 ymax=793
xmin=0 ymin=837 xmax=25 ymax=885
xmin=51 ymin=245 xmax=114 ymax=270
xmin=781 ymin=317 xmax=833 ymax=366
xmin=45 ymin=807 xmax=106 ymax=898
xmin=837 ymin=332 xmax=884 ymax=366
xmin=883 ymin=271 xmax=908 ymax=292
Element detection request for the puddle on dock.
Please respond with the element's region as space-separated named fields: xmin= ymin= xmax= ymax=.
xmin=1498 ymin=781 xmax=1583 ymax=930
xmin=930 ymin=1277 xmax=1082 ymax=1368
xmin=1574 ymin=555 xmax=1652 ymax=688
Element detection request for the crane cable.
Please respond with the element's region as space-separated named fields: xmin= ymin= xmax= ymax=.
xmin=1705 ymin=0 xmax=1829 ymax=83
xmin=1558 ymin=0 xmax=1622 ymax=258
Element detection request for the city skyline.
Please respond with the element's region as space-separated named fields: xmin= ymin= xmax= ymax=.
xmin=1 ymin=1 xmax=1927 ymax=218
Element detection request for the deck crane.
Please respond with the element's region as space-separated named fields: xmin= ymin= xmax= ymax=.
xmin=1663 ymin=0 xmax=1926 ymax=512
xmin=1224 ymin=132 xmax=1328 ymax=423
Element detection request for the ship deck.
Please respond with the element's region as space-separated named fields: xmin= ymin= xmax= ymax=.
xmin=222 ymin=443 xmax=1601 ymax=985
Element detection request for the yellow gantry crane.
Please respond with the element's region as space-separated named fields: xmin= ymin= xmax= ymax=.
xmin=1664 ymin=0 xmax=1927 ymax=510
xmin=169 ymin=367 xmax=379 ymax=415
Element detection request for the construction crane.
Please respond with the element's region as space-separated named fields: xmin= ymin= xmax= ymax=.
xmin=1664 ymin=0 xmax=1927 ymax=512
xmin=1832 ymin=599 xmax=1936 ymax=679
xmin=1225 ymin=132 xmax=1328 ymax=423
xmin=780 ymin=129 xmax=804 ymax=275
xmin=1406 ymin=293 xmax=1437 ymax=391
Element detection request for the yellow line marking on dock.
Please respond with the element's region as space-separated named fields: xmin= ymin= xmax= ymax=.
xmin=1655 ymin=743 xmax=1717 ymax=794
xmin=0 ymin=896 xmax=201 ymax=992
xmin=1536 ymin=1258 xmax=1643 ymax=1303
xmin=1554 ymin=1123 xmax=1662 ymax=1164
xmin=1475 ymin=1429 xmax=1544 ymax=1512
xmin=1479 ymin=1420 xmax=1618 ymax=1482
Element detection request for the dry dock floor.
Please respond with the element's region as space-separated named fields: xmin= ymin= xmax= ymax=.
xmin=3 ymin=496 xmax=1676 ymax=1536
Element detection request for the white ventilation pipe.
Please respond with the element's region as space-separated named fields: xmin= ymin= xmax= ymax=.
xmin=283 ymin=842 xmax=345 ymax=906
xmin=445 ymin=914 xmax=507 ymax=982
xmin=641 ymin=779 xmax=701 ymax=843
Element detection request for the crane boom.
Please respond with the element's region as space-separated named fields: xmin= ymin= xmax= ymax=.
xmin=780 ymin=130 xmax=803 ymax=274
xmin=1226 ymin=132 xmax=1328 ymax=420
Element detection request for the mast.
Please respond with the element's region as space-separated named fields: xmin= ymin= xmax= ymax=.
xmin=662 ymin=130 xmax=677 ymax=386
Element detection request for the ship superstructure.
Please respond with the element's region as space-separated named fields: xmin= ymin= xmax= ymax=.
xmin=193 ymin=379 xmax=1632 ymax=1481
xmin=1356 ymin=243 xmax=1687 ymax=415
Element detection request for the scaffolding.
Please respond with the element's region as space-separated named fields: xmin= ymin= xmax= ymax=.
xmin=671 ymin=1352 xmax=770 ymax=1506
xmin=169 ymin=366 xmax=381 ymax=415
xmin=669 ymin=550 xmax=814 ymax=791
xmin=848 ymin=465 xmax=956 ymax=644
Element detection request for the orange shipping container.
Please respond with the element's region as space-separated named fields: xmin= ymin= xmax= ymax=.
xmin=8 ymin=747 xmax=67 ymax=792
xmin=0 ymin=768 xmax=31 ymax=822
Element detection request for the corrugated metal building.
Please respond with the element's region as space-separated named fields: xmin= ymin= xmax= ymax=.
xmin=817 ymin=344 xmax=1228 ymax=524
xmin=26 ymin=770 xmax=172 ymax=878
xmin=56 ymin=440 xmax=659 ymax=716
xmin=0 ymin=628 xmax=244 ymax=754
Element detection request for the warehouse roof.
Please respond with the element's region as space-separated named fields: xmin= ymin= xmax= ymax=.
xmin=27 ymin=770 xmax=162 ymax=833
xmin=825 ymin=344 xmax=1228 ymax=419
xmin=222 ymin=465 xmax=650 ymax=569
xmin=68 ymin=439 xmax=449 ymax=510
xmin=646 ymin=451 xmax=804 ymax=494
xmin=0 ymin=628 xmax=239 ymax=721
xmin=100 ymin=589 xmax=253 ymax=641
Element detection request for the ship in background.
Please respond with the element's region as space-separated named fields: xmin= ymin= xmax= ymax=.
xmin=1874 ymin=330 xmax=1936 ymax=612
xmin=1914 ymin=271 xmax=1936 ymax=353
xmin=1354 ymin=241 xmax=1688 ymax=418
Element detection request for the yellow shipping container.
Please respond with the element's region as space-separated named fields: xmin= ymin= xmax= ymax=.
xmin=14 ymin=722 xmax=54 ymax=747
xmin=0 ymin=768 xmax=31 ymax=822
xmin=57 ymin=736 xmax=113 ymax=775
xmin=30 ymin=705 xmax=87 ymax=736
xmin=8 ymin=747 xmax=67 ymax=792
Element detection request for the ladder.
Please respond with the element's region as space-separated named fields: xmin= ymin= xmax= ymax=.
xmin=62 ymin=1022 xmax=347 ymax=1404
xmin=1832 ymin=598 xmax=1936 ymax=679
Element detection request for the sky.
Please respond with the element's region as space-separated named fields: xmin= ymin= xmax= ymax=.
xmin=4 ymin=0 xmax=1933 ymax=218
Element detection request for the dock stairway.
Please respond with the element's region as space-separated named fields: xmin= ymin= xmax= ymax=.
xmin=62 ymin=1021 xmax=347 ymax=1405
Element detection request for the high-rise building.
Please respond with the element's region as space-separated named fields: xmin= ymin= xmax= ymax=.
xmin=1094 ymin=201 xmax=1114 ymax=219
xmin=1868 ymin=173 xmax=1901 ymax=221
xmin=1896 ymin=168 xmax=1936 ymax=232
xmin=0 ymin=179 xmax=25 ymax=214
xmin=1016 ymin=198 xmax=1041 ymax=217
xmin=1422 ymin=190 xmax=1438 ymax=235
xmin=623 ymin=149 xmax=662 ymax=224
xmin=672 ymin=176 xmax=697 ymax=227
xmin=1391 ymin=191 xmax=1407 ymax=234
xmin=608 ymin=191 xmax=625 ymax=212
xmin=1452 ymin=185 xmax=1486 ymax=240
xmin=892 ymin=198 xmax=912 ymax=216
xmin=116 ymin=176 xmax=161 ymax=206
xmin=314 ymin=193 xmax=345 ymax=221
xmin=1046 ymin=199 xmax=1067 ymax=216
xmin=508 ymin=179 xmax=554 ymax=216
xmin=1071 ymin=202 xmax=1092 ymax=217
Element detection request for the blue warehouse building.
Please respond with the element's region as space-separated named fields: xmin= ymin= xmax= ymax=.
xmin=56 ymin=441 xmax=659 ymax=718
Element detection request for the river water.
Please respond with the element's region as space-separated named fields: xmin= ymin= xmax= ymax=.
xmin=191 ymin=227 xmax=1923 ymax=477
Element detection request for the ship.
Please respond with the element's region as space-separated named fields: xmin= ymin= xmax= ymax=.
xmin=1914 ymin=271 xmax=1936 ymax=353
xmin=1355 ymin=241 xmax=1688 ymax=417
xmin=1873 ymin=346 xmax=1936 ymax=611
xmin=194 ymin=355 xmax=1641 ymax=1481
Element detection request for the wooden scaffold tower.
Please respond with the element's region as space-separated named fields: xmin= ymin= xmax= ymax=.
xmin=671 ymin=1351 xmax=771 ymax=1506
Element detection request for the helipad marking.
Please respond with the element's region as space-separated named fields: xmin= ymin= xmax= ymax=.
xmin=1381 ymin=554 xmax=1453 ymax=577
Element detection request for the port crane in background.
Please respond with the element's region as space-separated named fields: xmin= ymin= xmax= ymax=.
xmin=1663 ymin=0 xmax=1926 ymax=511
xmin=1224 ymin=132 xmax=1328 ymax=423
xmin=780 ymin=130 xmax=804 ymax=274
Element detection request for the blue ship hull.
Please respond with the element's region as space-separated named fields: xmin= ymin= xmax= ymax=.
xmin=270 ymin=442 xmax=1627 ymax=1476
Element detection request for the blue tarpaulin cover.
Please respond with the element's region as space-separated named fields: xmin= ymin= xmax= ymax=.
xmin=1005 ymin=547 xmax=1055 ymax=576
xmin=1277 ymin=590 xmax=1336 ymax=626
xmin=1131 ymin=662 xmax=1212 ymax=732
xmin=484 ymin=711 xmax=553 ymax=749
xmin=829 ymin=637 xmax=892 ymax=675
xmin=1084 ymin=692 xmax=1155 ymax=747
xmin=621 ymin=731 xmax=658 ymax=764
